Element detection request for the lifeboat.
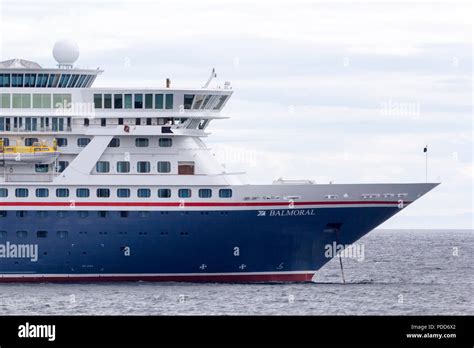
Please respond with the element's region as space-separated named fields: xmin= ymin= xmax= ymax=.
xmin=0 ymin=139 xmax=60 ymax=164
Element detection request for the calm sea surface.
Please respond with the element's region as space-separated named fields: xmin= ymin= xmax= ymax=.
xmin=0 ymin=229 xmax=472 ymax=315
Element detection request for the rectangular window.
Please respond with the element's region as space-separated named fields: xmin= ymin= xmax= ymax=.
xmin=42 ymin=94 xmax=51 ymax=108
xmin=101 ymin=118 xmax=106 ymax=127
xmin=135 ymin=138 xmax=149 ymax=147
xmin=0 ymin=188 xmax=8 ymax=197
xmin=94 ymin=94 xmax=102 ymax=108
xmin=37 ymin=231 xmax=48 ymax=238
xmin=192 ymin=95 xmax=205 ymax=109
xmin=97 ymin=188 xmax=110 ymax=198
xmin=155 ymin=94 xmax=164 ymax=109
xmin=96 ymin=161 xmax=110 ymax=173
xmin=178 ymin=188 xmax=192 ymax=198
xmin=35 ymin=188 xmax=49 ymax=198
xmin=33 ymin=94 xmax=42 ymax=108
xmin=159 ymin=138 xmax=172 ymax=147
xmin=158 ymin=188 xmax=171 ymax=198
xmin=157 ymin=161 xmax=171 ymax=173
xmin=77 ymin=138 xmax=91 ymax=147
xmin=57 ymin=161 xmax=69 ymax=173
xmin=116 ymin=161 xmax=130 ymax=173
xmin=137 ymin=188 xmax=151 ymax=198
xmin=219 ymin=189 xmax=233 ymax=198
xmin=117 ymin=188 xmax=131 ymax=198
xmin=165 ymin=94 xmax=173 ymax=109
xmin=114 ymin=94 xmax=123 ymax=109
xmin=145 ymin=94 xmax=153 ymax=109
xmin=137 ymin=161 xmax=151 ymax=173
xmin=0 ymin=94 xmax=10 ymax=108
xmin=134 ymin=94 xmax=143 ymax=108
xmin=56 ymin=188 xmax=70 ymax=198
xmin=124 ymin=94 xmax=132 ymax=109
xmin=104 ymin=94 xmax=112 ymax=109
xmin=76 ymin=188 xmax=90 ymax=198
xmin=56 ymin=138 xmax=68 ymax=147
xmin=183 ymin=94 xmax=195 ymax=109
xmin=35 ymin=164 xmax=49 ymax=173
xmin=199 ymin=189 xmax=212 ymax=198
xmin=15 ymin=188 xmax=29 ymax=197
xmin=108 ymin=138 xmax=120 ymax=147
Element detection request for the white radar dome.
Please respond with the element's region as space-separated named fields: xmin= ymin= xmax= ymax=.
xmin=52 ymin=39 xmax=80 ymax=66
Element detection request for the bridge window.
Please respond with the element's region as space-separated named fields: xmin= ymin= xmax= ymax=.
xmin=183 ymin=94 xmax=195 ymax=109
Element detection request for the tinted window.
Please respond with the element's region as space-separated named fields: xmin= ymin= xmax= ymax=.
xmin=96 ymin=161 xmax=110 ymax=173
xmin=77 ymin=138 xmax=91 ymax=147
xmin=35 ymin=188 xmax=49 ymax=197
xmin=56 ymin=188 xmax=70 ymax=197
xmin=76 ymin=188 xmax=90 ymax=198
xmin=117 ymin=188 xmax=130 ymax=198
xmin=137 ymin=188 xmax=151 ymax=198
xmin=199 ymin=189 xmax=212 ymax=198
xmin=117 ymin=161 xmax=130 ymax=173
xmin=159 ymin=138 xmax=172 ymax=147
xmin=137 ymin=161 xmax=150 ymax=173
xmin=178 ymin=189 xmax=192 ymax=198
xmin=219 ymin=189 xmax=233 ymax=198
xmin=158 ymin=189 xmax=171 ymax=198
xmin=15 ymin=188 xmax=29 ymax=197
xmin=135 ymin=138 xmax=149 ymax=147
xmin=97 ymin=188 xmax=110 ymax=198
xmin=157 ymin=161 xmax=171 ymax=173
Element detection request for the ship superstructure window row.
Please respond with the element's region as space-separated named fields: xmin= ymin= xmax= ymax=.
xmin=0 ymin=93 xmax=72 ymax=109
xmin=0 ymin=73 xmax=96 ymax=88
xmin=1 ymin=188 xmax=234 ymax=200
xmin=94 ymin=93 xmax=174 ymax=110
xmin=92 ymin=92 xmax=228 ymax=111
xmin=0 ymin=116 xmax=73 ymax=132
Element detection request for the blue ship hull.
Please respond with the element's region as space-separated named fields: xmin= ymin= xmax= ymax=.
xmin=0 ymin=206 xmax=400 ymax=282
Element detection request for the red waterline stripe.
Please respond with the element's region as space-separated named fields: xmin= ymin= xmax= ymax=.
xmin=0 ymin=273 xmax=315 ymax=283
xmin=0 ymin=201 xmax=410 ymax=207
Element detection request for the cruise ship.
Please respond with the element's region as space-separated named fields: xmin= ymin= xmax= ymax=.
xmin=0 ymin=41 xmax=438 ymax=282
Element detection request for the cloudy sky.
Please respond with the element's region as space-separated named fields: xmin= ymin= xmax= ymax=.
xmin=0 ymin=0 xmax=472 ymax=228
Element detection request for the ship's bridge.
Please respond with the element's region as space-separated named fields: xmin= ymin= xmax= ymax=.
xmin=0 ymin=58 xmax=102 ymax=89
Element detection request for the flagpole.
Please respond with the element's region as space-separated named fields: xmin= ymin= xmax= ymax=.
xmin=425 ymin=145 xmax=428 ymax=182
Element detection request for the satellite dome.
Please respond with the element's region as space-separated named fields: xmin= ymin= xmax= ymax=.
xmin=52 ymin=39 xmax=80 ymax=67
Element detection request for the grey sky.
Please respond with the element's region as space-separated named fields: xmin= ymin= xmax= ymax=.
xmin=0 ymin=0 xmax=472 ymax=228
